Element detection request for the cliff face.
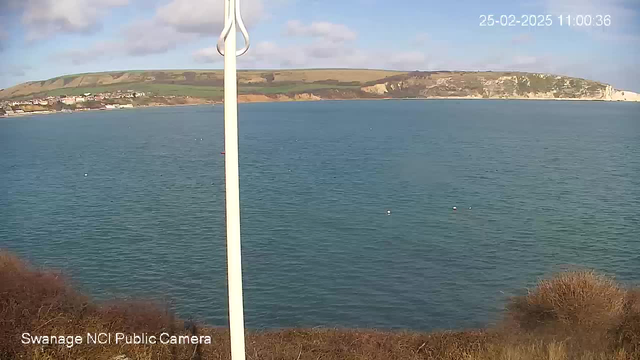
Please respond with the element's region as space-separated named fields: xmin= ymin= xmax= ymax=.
xmin=360 ymin=72 xmax=638 ymax=101
xmin=606 ymin=86 xmax=640 ymax=101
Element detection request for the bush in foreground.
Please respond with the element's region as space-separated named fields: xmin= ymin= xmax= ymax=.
xmin=507 ymin=271 xmax=627 ymax=332
xmin=1 ymin=250 xmax=638 ymax=360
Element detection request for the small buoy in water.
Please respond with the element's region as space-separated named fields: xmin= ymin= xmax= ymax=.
xmin=386 ymin=210 xmax=392 ymax=215
xmin=453 ymin=206 xmax=457 ymax=211
xmin=84 ymin=173 xmax=88 ymax=177
xmin=469 ymin=206 xmax=472 ymax=210
xmin=200 ymin=138 xmax=203 ymax=141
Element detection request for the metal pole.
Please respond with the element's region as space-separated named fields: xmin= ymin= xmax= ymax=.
xmin=223 ymin=0 xmax=246 ymax=358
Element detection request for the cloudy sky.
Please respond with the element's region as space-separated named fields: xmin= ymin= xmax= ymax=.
xmin=1 ymin=0 xmax=639 ymax=91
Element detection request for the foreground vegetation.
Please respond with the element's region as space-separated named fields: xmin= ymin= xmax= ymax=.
xmin=1 ymin=250 xmax=638 ymax=359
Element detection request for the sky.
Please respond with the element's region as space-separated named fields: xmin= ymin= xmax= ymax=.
xmin=0 ymin=0 xmax=639 ymax=91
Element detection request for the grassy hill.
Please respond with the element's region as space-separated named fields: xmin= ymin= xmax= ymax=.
xmin=1 ymin=69 xmax=632 ymax=102
xmin=0 ymin=69 xmax=402 ymax=100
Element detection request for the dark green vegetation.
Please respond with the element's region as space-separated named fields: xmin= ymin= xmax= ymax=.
xmin=0 ymin=69 xmax=611 ymax=101
xmin=1 ymin=250 xmax=638 ymax=359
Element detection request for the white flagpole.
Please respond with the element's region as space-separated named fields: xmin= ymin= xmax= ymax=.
xmin=218 ymin=0 xmax=250 ymax=358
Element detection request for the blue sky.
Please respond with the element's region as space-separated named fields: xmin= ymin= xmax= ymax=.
xmin=1 ymin=0 xmax=639 ymax=91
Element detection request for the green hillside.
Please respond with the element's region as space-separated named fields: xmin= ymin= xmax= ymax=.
xmin=0 ymin=69 xmax=622 ymax=102
xmin=0 ymin=69 xmax=401 ymax=100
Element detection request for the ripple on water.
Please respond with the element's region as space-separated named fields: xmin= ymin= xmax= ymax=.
xmin=1 ymin=101 xmax=639 ymax=331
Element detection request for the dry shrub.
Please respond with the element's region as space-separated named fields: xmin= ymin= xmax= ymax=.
xmin=507 ymin=271 xmax=627 ymax=332
xmin=2 ymin=250 xmax=639 ymax=360
xmin=0 ymin=250 xmax=181 ymax=359
xmin=481 ymin=341 xmax=632 ymax=360
xmin=612 ymin=289 xmax=640 ymax=356
xmin=100 ymin=300 xmax=174 ymax=333
xmin=195 ymin=328 xmax=495 ymax=360
xmin=0 ymin=251 xmax=93 ymax=357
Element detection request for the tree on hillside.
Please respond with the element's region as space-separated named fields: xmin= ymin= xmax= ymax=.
xmin=51 ymin=102 xmax=75 ymax=111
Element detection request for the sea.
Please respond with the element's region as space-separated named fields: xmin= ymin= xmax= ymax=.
xmin=1 ymin=100 xmax=638 ymax=331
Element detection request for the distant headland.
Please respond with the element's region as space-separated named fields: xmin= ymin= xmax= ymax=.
xmin=1 ymin=69 xmax=638 ymax=116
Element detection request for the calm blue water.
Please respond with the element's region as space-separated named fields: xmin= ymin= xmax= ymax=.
xmin=1 ymin=100 xmax=639 ymax=331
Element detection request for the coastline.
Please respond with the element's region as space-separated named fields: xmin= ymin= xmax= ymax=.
xmin=3 ymin=95 xmax=638 ymax=119
xmin=234 ymin=95 xmax=640 ymax=104
xmin=0 ymin=102 xmax=217 ymax=119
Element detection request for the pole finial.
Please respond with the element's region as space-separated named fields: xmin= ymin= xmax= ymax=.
xmin=217 ymin=0 xmax=251 ymax=57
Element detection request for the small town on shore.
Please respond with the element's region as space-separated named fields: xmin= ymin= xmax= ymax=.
xmin=0 ymin=90 xmax=211 ymax=117
xmin=0 ymin=90 xmax=146 ymax=117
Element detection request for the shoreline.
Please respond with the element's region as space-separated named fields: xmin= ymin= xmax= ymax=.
xmin=2 ymin=95 xmax=638 ymax=118
xmin=0 ymin=102 xmax=217 ymax=118
xmin=235 ymin=95 xmax=640 ymax=104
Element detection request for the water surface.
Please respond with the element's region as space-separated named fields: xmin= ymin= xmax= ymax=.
xmin=1 ymin=100 xmax=639 ymax=330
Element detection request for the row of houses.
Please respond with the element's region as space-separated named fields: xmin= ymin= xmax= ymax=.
xmin=1 ymin=90 xmax=147 ymax=108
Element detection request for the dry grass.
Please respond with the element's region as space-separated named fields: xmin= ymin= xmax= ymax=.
xmin=507 ymin=271 xmax=627 ymax=332
xmin=612 ymin=289 xmax=640 ymax=356
xmin=1 ymin=250 xmax=639 ymax=360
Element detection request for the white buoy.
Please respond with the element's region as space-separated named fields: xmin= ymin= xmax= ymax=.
xmin=453 ymin=206 xmax=457 ymax=211
xmin=469 ymin=206 xmax=472 ymax=210
xmin=84 ymin=173 xmax=88 ymax=177
xmin=387 ymin=210 xmax=391 ymax=215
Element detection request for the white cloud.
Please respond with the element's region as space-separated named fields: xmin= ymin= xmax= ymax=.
xmin=19 ymin=0 xmax=128 ymax=40
xmin=58 ymin=19 xmax=195 ymax=64
xmin=194 ymin=41 xmax=306 ymax=67
xmin=285 ymin=20 xmax=357 ymax=42
xmin=193 ymin=38 xmax=437 ymax=72
xmin=121 ymin=20 xmax=195 ymax=56
xmin=156 ymin=0 xmax=265 ymax=35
